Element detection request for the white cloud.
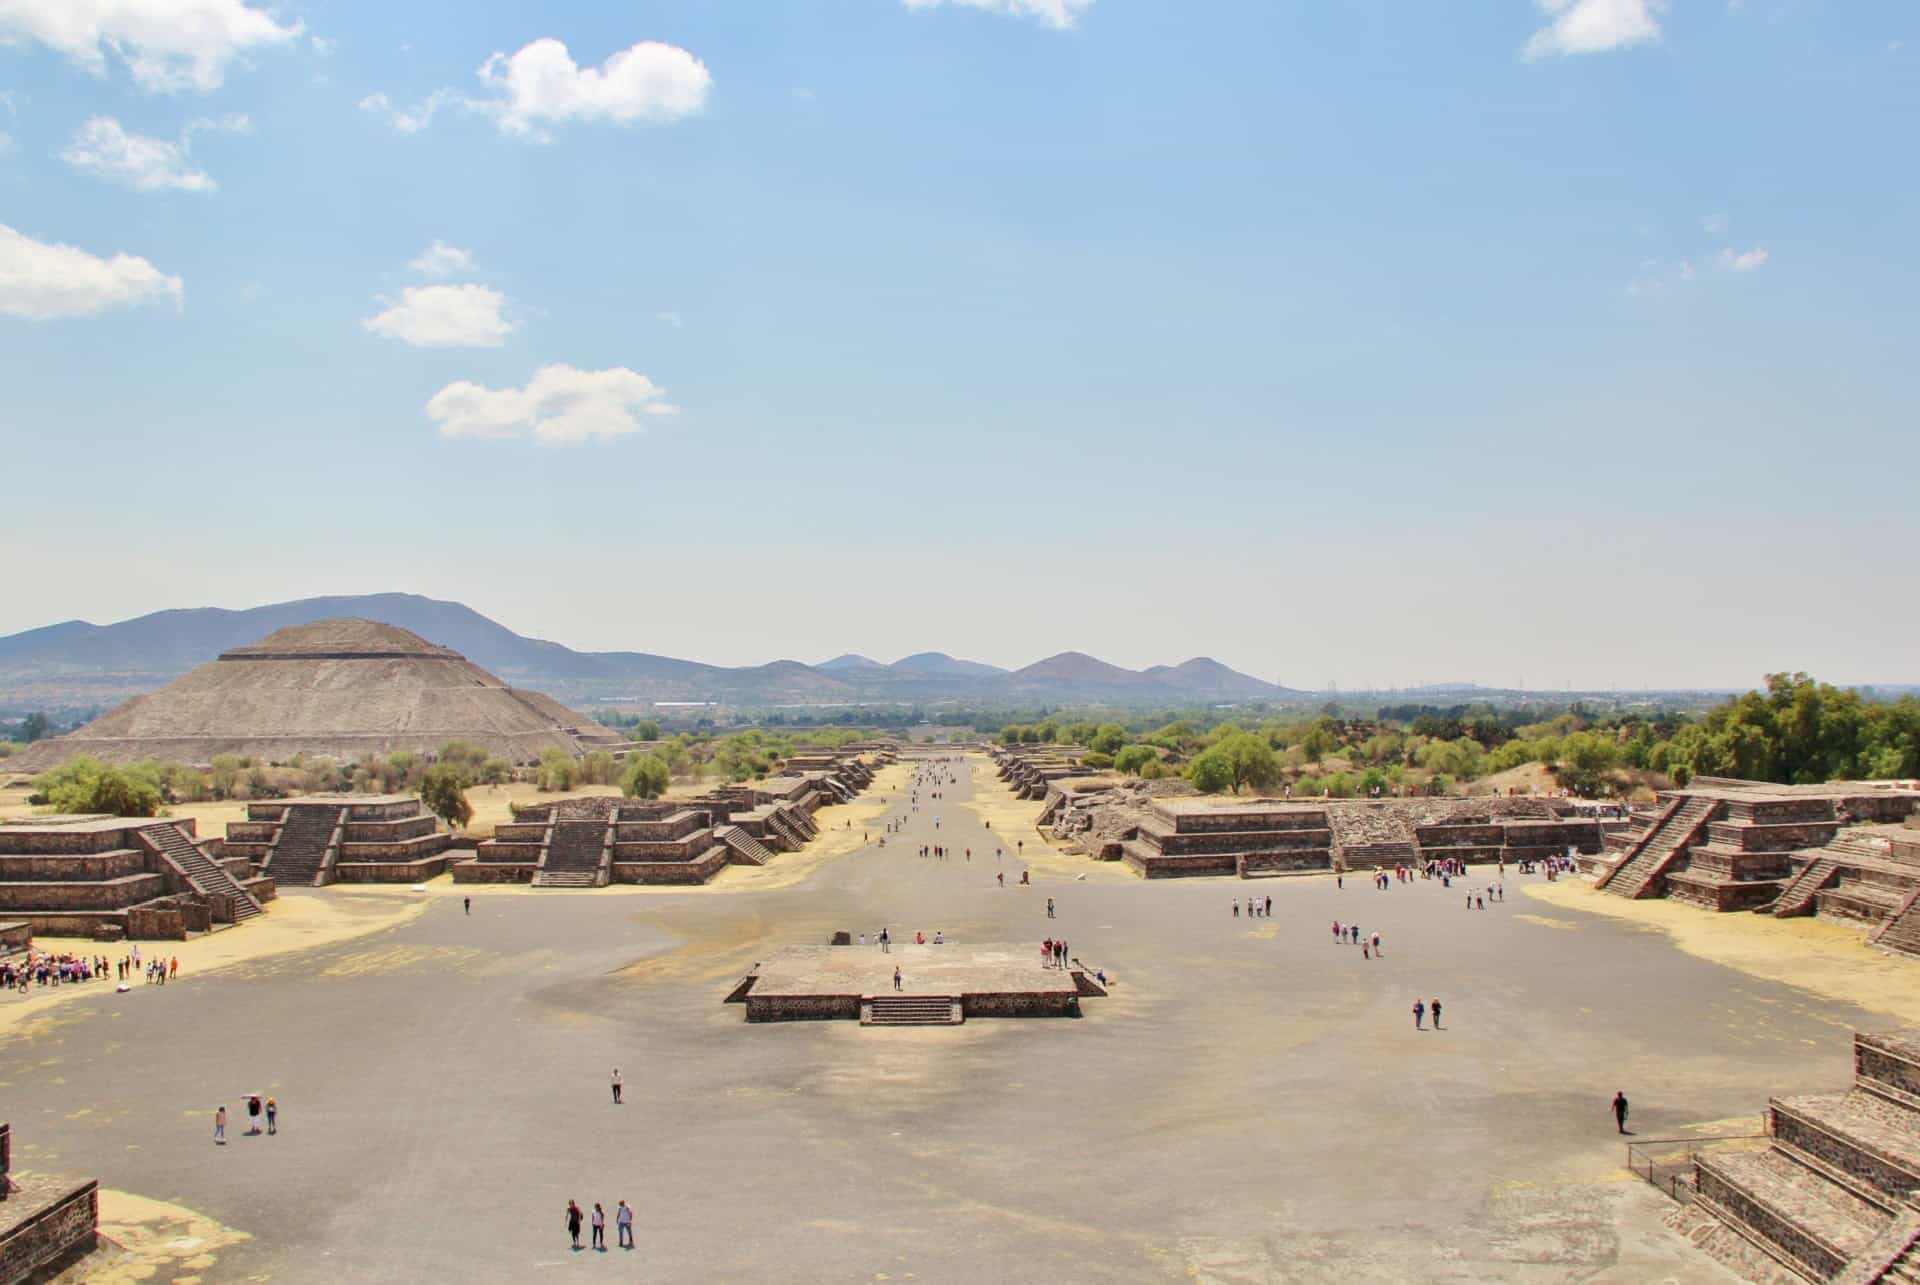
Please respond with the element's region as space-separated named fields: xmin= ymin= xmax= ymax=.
xmin=1716 ymin=246 xmax=1769 ymax=272
xmin=473 ymin=38 xmax=711 ymax=139
xmin=656 ymin=310 xmax=683 ymax=328
xmin=0 ymin=0 xmax=301 ymax=92
xmin=0 ymin=222 xmax=182 ymax=319
xmin=361 ymin=284 xmax=515 ymax=347
xmin=409 ymin=240 xmax=473 ymax=276
xmin=1701 ymin=212 xmax=1729 ymax=236
xmin=60 ymin=115 xmax=212 ymax=191
xmin=1524 ymin=0 xmax=1664 ymax=59
xmin=426 ymin=364 xmax=678 ymax=446
xmin=310 ymin=34 xmax=334 ymax=57
xmin=900 ymin=0 xmax=1093 ymax=29
xmin=359 ymin=87 xmax=451 ymax=134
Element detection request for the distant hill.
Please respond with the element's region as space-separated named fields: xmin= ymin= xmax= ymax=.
xmin=0 ymin=592 xmax=1305 ymax=714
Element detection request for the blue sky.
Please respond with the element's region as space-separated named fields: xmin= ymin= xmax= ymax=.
xmin=1 ymin=0 xmax=1915 ymax=688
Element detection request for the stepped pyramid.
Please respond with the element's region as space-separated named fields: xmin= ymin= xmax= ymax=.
xmin=13 ymin=618 xmax=623 ymax=768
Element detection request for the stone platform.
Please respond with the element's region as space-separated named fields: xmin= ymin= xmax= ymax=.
xmin=728 ymin=943 xmax=1099 ymax=1023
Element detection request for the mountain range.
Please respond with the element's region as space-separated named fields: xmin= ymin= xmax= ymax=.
xmin=0 ymin=593 xmax=1301 ymax=715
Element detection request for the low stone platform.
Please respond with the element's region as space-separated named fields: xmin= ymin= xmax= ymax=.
xmin=728 ymin=944 xmax=1098 ymax=1023
xmin=0 ymin=1122 xmax=99 ymax=1282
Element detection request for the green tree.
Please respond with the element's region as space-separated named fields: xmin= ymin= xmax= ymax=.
xmin=419 ymin=763 xmax=474 ymax=831
xmin=34 ymin=755 xmax=162 ymax=816
xmin=20 ymin=712 xmax=49 ymax=743
xmin=1113 ymin=744 xmax=1158 ymax=775
xmin=1187 ymin=745 xmax=1235 ymax=793
xmin=633 ymin=719 xmax=662 ymax=742
xmin=1089 ymin=722 xmax=1128 ymax=755
xmin=1218 ymin=732 xmax=1281 ymax=793
xmin=622 ymin=753 xmax=671 ymax=799
xmin=535 ymin=747 xmax=577 ymax=791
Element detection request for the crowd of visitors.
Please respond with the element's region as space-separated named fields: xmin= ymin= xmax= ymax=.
xmin=2 ymin=948 xmax=178 ymax=991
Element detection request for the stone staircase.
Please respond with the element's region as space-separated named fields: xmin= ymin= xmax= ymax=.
xmin=861 ymin=995 xmax=962 ymax=1026
xmin=1337 ymin=841 xmax=1417 ymax=871
xmin=1770 ymin=857 xmax=1841 ymax=918
xmin=534 ymin=821 xmax=608 ymax=888
xmin=140 ymin=822 xmax=263 ymax=922
xmin=1601 ymin=796 xmax=1718 ymax=898
xmin=269 ymin=805 xmax=343 ymax=888
xmin=1871 ymin=886 xmax=1920 ymax=959
xmin=716 ymin=825 xmax=774 ymax=866
xmin=1688 ymin=1030 xmax=1920 ymax=1284
xmin=767 ymin=811 xmax=809 ymax=851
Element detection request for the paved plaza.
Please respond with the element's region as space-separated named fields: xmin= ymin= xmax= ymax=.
xmin=4 ymin=755 xmax=1905 ymax=1282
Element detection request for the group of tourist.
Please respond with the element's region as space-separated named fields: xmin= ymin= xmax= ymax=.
xmin=1330 ymin=920 xmax=1384 ymax=959
xmin=1 ymin=948 xmax=177 ymax=991
xmin=1041 ymin=937 xmax=1071 ymax=967
xmin=564 ymin=1198 xmax=635 ymax=1252
xmin=211 ymin=1094 xmax=277 ymax=1144
xmin=1230 ymin=896 xmax=1274 ymax=918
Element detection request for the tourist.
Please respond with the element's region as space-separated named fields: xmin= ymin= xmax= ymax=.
xmin=214 ymin=1105 xmax=227 ymax=1144
xmin=1613 ymin=1090 xmax=1630 ymax=1134
xmin=1046 ymin=897 xmax=1055 ymax=919
xmin=566 ymin=1200 xmax=584 ymax=1250
xmin=1412 ymin=1000 xmax=1425 ymax=1031
xmin=265 ymin=1097 xmax=278 ymax=1135
xmin=464 ymin=896 xmax=471 ymax=915
xmin=617 ymin=1200 xmax=634 ymax=1249
xmin=169 ymin=956 xmax=178 ymax=980
xmin=1430 ymin=997 xmax=1443 ymax=1029
xmin=611 ymin=1068 xmax=623 ymax=1105
xmin=892 ymin=966 xmax=902 ymax=992
xmin=1264 ymin=895 xmax=1271 ymax=916
xmin=1370 ymin=931 xmax=1381 ymax=956
xmin=880 ymin=928 xmax=890 ymax=953
xmin=1042 ymin=939 xmax=1053 ymax=966
xmin=592 ymin=1202 xmax=606 ymax=1250
xmin=1232 ymin=898 xmax=1240 ymax=918
xmin=933 ymin=931 xmax=943 ymax=944
xmin=1332 ymin=920 xmax=1341 ymax=944
xmin=247 ymin=1095 xmax=263 ymax=1135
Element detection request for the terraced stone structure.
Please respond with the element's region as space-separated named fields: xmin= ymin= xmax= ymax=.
xmin=1684 ymin=1029 xmax=1920 ymax=1283
xmin=10 ymin=617 xmax=625 ymax=770
xmin=216 ymin=794 xmax=453 ymax=886
xmin=1589 ymin=778 xmax=1920 ymax=954
xmin=0 ymin=814 xmax=271 ymax=940
xmin=463 ymin=796 xmax=784 ymax=886
xmin=1116 ymin=799 xmax=1335 ymax=878
xmin=0 ymin=1121 xmax=99 ymax=1283
xmin=727 ymin=943 xmax=1106 ymax=1024
xmin=993 ymin=746 xmax=1098 ymax=799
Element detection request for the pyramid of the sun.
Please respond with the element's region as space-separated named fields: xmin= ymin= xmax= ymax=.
xmin=13 ymin=618 xmax=623 ymax=768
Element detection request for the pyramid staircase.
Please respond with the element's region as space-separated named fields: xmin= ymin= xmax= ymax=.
xmin=716 ymin=825 xmax=775 ymax=867
xmin=269 ymin=805 xmax=345 ymax=888
xmin=1337 ymin=841 xmax=1418 ymax=871
xmin=1871 ymin=886 xmax=1920 ymax=960
xmin=1771 ymin=857 xmax=1843 ymax=918
xmin=138 ymin=822 xmax=264 ymax=923
xmin=534 ymin=820 xmax=609 ymax=888
xmin=1599 ymin=796 xmax=1718 ymax=898
xmin=1689 ymin=1031 xmax=1920 ymax=1284
xmin=860 ymin=995 xmax=963 ymax=1026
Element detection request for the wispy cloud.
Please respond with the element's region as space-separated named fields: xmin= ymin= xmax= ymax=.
xmin=362 ymin=284 xmax=515 ymax=347
xmin=656 ymin=311 xmax=684 ymax=328
xmin=61 ymin=117 xmax=212 ymax=192
xmin=0 ymin=223 xmax=183 ymax=319
xmin=900 ymin=0 xmax=1094 ymax=30
xmin=1716 ymin=246 xmax=1768 ymax=272
xmin=410 ymin=240 xmax=474 ymax=277
xmin=0 ymin=0 xmax=301 ymax=93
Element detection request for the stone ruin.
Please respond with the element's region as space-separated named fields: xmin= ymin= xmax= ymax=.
xmin=215 ymin=793 xmax=454 ymax=887
xmin=1589 ymin=777 xmax=1920 ymax=957
xmin=1036 ymin=775 xmax=1604 ymax=880
xmin=0 ymin=1120 xmax=99 ymax=1282
xmin=457 ymin=754 xmax=876 ymax=887
xmin=1672 ymin=1029 xmax=1920 ymax=1283
xmin=994 ymin=746 xmax=1101 ymax=799
xmin=0 ymin=814 xmax=273 ymax=941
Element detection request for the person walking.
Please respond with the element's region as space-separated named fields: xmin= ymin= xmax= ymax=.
xmin=464 ymin=896 xmax=471 ymax=916
xmin=566 ymin=1200 xmax=584 ymax=1250
xmin=247 ymin=1095 xmax=263 ymax=1135
xmin=265 ymin=1097 xmax=278 ymax=1135
xmin=1046 ymin=897 xmax=1055 ymax=919
xmin=892 ymin=966 xmax=903 ymax=992
xmin=611 ymin=1068 xmax=623 ymax=1105
xmin=1612 ymin=1090 xmax=1630 ymax=1134
xmin=1430 ymin=997 xmax=1443 ymax=1029
xmin=1370 ymin=931 xmax=1381 ymax=957
xmin=214 ymin=1105 xmax=227 ymax=1144
xmin=616 ymin=1200 xmax=634 ymax=1249
xmin=1412 ymin=1000 xmax=1425 ymax=1031
xmin=591 ymin=1202 xmax=606 ymax=1251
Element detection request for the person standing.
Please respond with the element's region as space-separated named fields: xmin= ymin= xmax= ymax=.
xmin=1612 ymin=1090 xmax=1630 ymax=1134
xmin=591 ymin=1202 xmax=606 ymax=1251
xmin=464 ymin=896 xmax=471 ymax=916
xmin=616 ymin=1200 xmax=634 ymax=1249
xmin=247 ymin=1095 xmax=262 ymax=1135
xmin=1046 ymin=897 xmax=1055 ymax=919
xmin=1412 ymin=1000 xmax=1425 ymax=1031
xmin=611 ymin=1068 xmax=623 ymax=1105
xmin=566 ymin=1200 xmax=583 ymax=1250
xmin=1430 ymin=997 xmax=1443 ymax=1029
xmin=265 ymin=1097 xmax=278 ymax=1135
xmin=214 ymin=1105 xmax=227 ymax=1144
xmin=892 ymin=966 xmax=903 ymax=992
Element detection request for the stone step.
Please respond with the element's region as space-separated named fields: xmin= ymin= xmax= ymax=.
xmin=1771 ymin=1092 xmax=1920 ymax=1207
xmin=1694 ymin=1148 xmax=1887 ymax=1280
xmin=863 ymin=995 xmax=962 ymax=1026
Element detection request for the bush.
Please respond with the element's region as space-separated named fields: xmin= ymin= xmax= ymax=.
xmin=1113 ymin=744 xmax=1158 ymax=775
xmin=622 ymin=753 xmax=671 ymax=800
xmin=536 ymin=748 xmax=577 ymax=792
xmin=34 ymin=755 xmax=162 ymax=817
xmin=1083 ymin=752 xmax=1114 ymax=769
xmin=420 ymin=763 xmax=474 ymax=831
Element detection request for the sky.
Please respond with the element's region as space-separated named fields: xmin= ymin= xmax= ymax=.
xmin=1 ymin=0 xmax=1915 ymax=690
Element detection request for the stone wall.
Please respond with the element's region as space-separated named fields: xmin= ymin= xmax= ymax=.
xmin=0 ymin=1180 xmax=98 ymax=1283
xmin=0 ymin=874 xmax=169 ymax=909
xmin=0 ymin=922 xmax=26 ymax=953
xmin=451 ymin=860 xmax=534 ymax=884
xmin=332 ymin=856 xmax=453 ymax=882
xmin=344 ymin=816 xmax=438 ymax=842
xmin=0 ymin=826 xmax=143 ymax=856
xmin=961 ymin=992 xmax=1078 ymax=1018
xmin=0 ymin=851 xmax=151 ymax=882
xmin=745 ymin=994 xmax=860 ymax=1022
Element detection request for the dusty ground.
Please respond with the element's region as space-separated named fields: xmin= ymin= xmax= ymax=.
xmin=5 ymin=753 xmax=1910 ymax=1283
